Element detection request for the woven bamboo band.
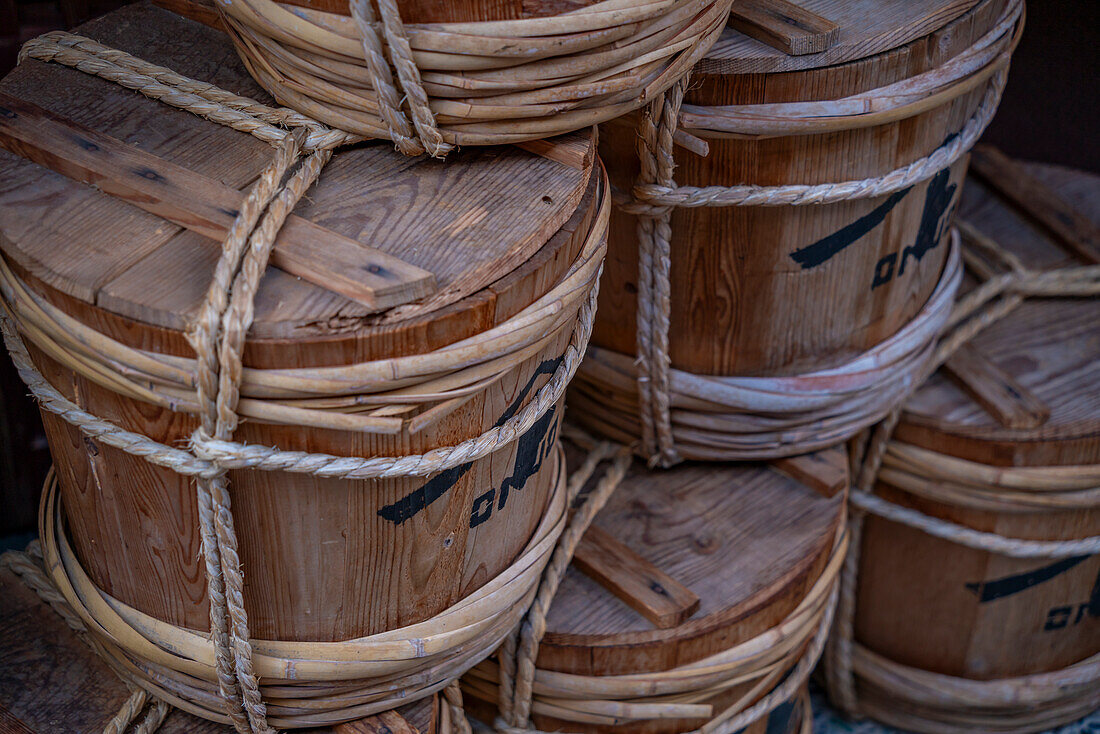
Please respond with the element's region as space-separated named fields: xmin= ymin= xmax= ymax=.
xmin=34 ymin=466 xmax=561 ymax=729
xmin=822 ymin=221 xmax=1100 ymax=731
xmin=217 ymin=0 xmax=734 ymax=155
xmin=2 ymin=31 xmax=607 ymax=734
xmin=455 ymin=426 xmax=844 ymax=734
xmin=572 ymin=232 xmax=961 ymax=461
xmin=605 ymin=0 xmax=1023 ymax=467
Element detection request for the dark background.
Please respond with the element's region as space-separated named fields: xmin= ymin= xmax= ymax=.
xmin=0 ymin=1 xmax=1098 ymax=542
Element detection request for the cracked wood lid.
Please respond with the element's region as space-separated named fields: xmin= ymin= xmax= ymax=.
xmin=0 ymin=2 xmax=596 ymax=369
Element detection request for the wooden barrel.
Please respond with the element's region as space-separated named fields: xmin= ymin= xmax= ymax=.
xmin=204 ymin=0 xmax=734 ymax=153
xmin=573 ymin=0 xmax=1022 ymax=462
xmin=462 ymin=442 xmax=848 ymax=734
xmin=849 ymin=163 xmax=1100 ymax=733
xmin=0 ymin=3 xmax=606 ymax=727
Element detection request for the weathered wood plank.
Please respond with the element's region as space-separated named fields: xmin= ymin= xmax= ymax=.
xmin=0 ymin=92 xmax=437 ymax=311
xmin=773 ymin=446 xmax=849 ymax=498
xmin=970 ymin=145 xmax=1100 ymax=265
xmin=573 ymin=525 xmax=701 ymax=630
xmin=727 ymin=0 xmax=839 ymax=56
xmin=943 ymin=342 xmax=1051 ymax=429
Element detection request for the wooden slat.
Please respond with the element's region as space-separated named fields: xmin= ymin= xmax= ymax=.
xmin=727 ymin=0 xmax=840 ymax=56
xmin=573 ymin=525 xmax=700 ymax=629
xmin=970 ymin=145 xmax=1100 ymax=265
xmin=334 ymin=708 xmax=420 ymax=734
xmin=515 ymin=132 xmax=594 ymax=172
xmin=943 ymin=342 xmax=1051 ymax=429
xmin=0 ymin=92 xmax=437 ymax=311
xmin=773 ymin=446 xmax=849 ymax=498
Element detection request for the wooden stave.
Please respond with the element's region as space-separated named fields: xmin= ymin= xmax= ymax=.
xmin=854 ymin=165 xmax=1100 ymax=696
xmin=592 ymin=0 xmax=1009 ymax=380
xmin=0 ymin=5 xmax=602 ymax=644
xmin=464 ymin=447 xmax=846 ymax=734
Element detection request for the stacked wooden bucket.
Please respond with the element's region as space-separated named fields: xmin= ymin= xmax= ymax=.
xmin=3 ymin=0 xmax=1096 ymax=733
xmin=835 ymin=161 xmax=1100 ymax=732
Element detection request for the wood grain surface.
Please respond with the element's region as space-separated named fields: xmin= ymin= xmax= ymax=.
xmin=898 ymin=164 xmax=1100 ymax=466
xmin=0 ymin=567 xmax=439 ymax=733
xmin=519 ymin=447 xmax=843 ymax=733
xmin=0 ymin=4 xmax=597 ymax=642
xmin=594 ymin=0 xmax=1005 ymax=379
xmin=700 ymin=0 xmax=984 ymax=74
xmin=855 ymin=163 xmax=1100 ymax=682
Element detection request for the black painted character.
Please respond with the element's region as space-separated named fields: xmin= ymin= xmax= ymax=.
xmin=377 ymin=357 xmax=562 ymax=527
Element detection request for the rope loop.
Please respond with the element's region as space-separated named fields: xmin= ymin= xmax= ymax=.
xmin=823 ymin=215 xmax=1100 ymax=724
xmin=2 ymin=27 xmax=602 ymax=734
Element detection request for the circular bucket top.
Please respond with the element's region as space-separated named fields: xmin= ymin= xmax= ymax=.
xmin=540 ymin=447 xmax=846 ymax=672
xmin=897 ymin=164 xmax=1100 ymax=468
xmin=0 ymin=3 xmax=597 ymax=370
xmin=699 ymin=0 xmax=992 ymax=74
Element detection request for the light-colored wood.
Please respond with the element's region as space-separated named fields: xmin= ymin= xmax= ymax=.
xmin=590 ymin=0 xmax=1005 ymax=392
xmin=700 ymin=0 xmax=985 ymax=74
xmin=970 ymin=145 xmax=1100 ymax=265
xmin=943 ymin=342 xmax=1051 ymax=430
xmin=0 ymin=91 xmax=437 ymax=311
xmin=0 ymin=2 xmax=598 ymax=648
xmin=727 ymin=0 xmax=839 ymax=56
xmin=572 ymin=525 xmax=700 ymax=630
xmin=856 ymin=165 xmax=1100 ymax=696
xmin=464 ymin=446 xmax=844 ymax=734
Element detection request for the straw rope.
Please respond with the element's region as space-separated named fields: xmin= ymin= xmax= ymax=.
xmin=2 ymin=30 xmax=608 ymax=733
xmin=573 ymin=231 xmax=962 ymax=461
xmin=822 ymin=214 xmax=1100 ymax=730
xmin=456 ymin=426 xmax=843 ymax=734
xmin=216 ymin=0 xmax=734 ymax=154
xmin=591 ymin=0 xmax=1023 ymax=466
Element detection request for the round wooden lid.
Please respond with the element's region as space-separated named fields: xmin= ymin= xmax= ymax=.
xmin=0 ymin=3 xmax=595 ymax=363
xmin=697 ymin=0 xmax=991 ymax=75
xmin=897 ymin=163 xmax=1100 ymax=467
xmin=538 ymin=446 xmax=846 ymax=675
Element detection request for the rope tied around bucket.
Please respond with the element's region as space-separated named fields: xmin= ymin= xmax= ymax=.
xmin=345 ymin=0 xmax=450 ymax=157
xmin=620 ymin=0 xmax=1023 ymax=467
xmin=1 ymin=29 xmax=605 ymax=734
xmin=822 ymin=217 xmax=1100 ymax=726
xmin=472 ymin=426 xmax=845 ymax=734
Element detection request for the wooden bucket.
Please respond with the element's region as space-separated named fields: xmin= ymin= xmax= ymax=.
xmin=572 ymin=0 xmax=1023 ymax=463
xmin=846 ymin=163 xmax=1100 ymax=733
xmin=206 ymin=0 xmax=734 ymax=154
xmin=462 ymin=442 xmax=848 ymax=734
xmin=0 ymin=4 xmax=607 ymax=727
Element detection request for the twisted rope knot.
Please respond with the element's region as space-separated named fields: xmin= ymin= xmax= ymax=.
xmin=348 ymin=0 xmax=451 ymax=158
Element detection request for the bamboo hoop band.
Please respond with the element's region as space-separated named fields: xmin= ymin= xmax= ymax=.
xmin=215 ymin=0 xmax=734 ymax=154
xmin=34 ymin=466 xmax=564 ymax=728
xmin=0 ymin=529 xmax=468 ymax=734
xmin=456 ymin=426 xmax=845 ymax=734
xmin=822 ymin=220 xmax=1100 ymax=729
xmin=677 ymin=0 xmax=1024 ymax=140
xmin=572 ymin=231 xmax=962 ymax=461
xmin=594 ymin=0 xmax=1022 ymax=466
xmin=879 ymin=443 xmax=1100 ymax=513
xmin=3 ymin=31 xmax=607 ymax=733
